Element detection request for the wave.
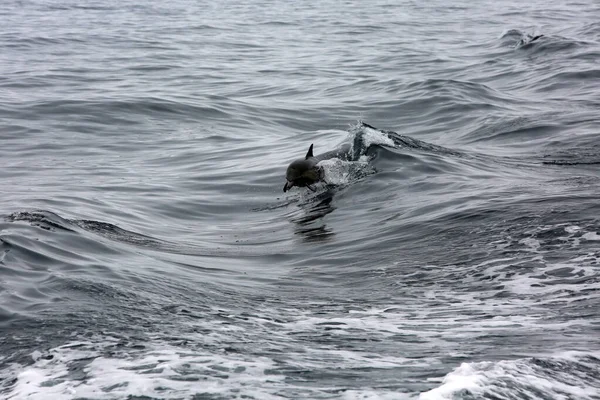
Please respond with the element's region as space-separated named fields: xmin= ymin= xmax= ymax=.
xmin=421 ymin=352 xmax=600 ymax=400
xmin=4 ymin=210 xmax=289 ymax=259
xmin=500 ymin=29 xmax=588 ymax=51
xmin=1 ymin=97 xmax=231 ymax=121
xmin=541 ymin=139 xmax=600 ymax=166
xmin=279 ymin=121 xmax=464 ymax=192
xmin=308 ymin=121 xmax=464 ymax=184
xmin=277 ymin=121 xmax=509 ymax=243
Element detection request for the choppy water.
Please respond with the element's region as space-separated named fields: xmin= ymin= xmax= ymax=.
xmin=2 ymin=0 xmax=600 ymax=399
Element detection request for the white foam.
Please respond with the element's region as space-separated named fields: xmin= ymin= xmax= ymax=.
xmin=7 ymin=342 xmax=286 ymax=400
xmin=518 ymin=237 xmax=540 ymax=251
xmin=318 ymin=159 xmax=352 ymax=185
xmin=342 ymin=390 xmax=410 ymax=400
xmin=420 ymin=353 xmax=600 ymax=400
xmin=564 ymin=225 xmax=581 ymax=234
xmin=419 ymin=363 xmax=482 ymax=400
xmin=11 ymin=345 xmax=81 ymax=399
xmin=5 ymin=337 xmax=420 ymax=400
xmin=30 ymin=350 xmax=42 ymax=362
xmin=318 ymin=158 xmax=369 ymax=186
xmin=4 ymin=304 xmax=445 ymax=399
xmin=361 ymin=126 xmax=395 ymax=148
xmin=582 ymin=231 xmax=600 ymax=241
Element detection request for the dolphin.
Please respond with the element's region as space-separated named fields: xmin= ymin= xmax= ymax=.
xmin=283 ymin=143 xmax=351 ymax=192
xmin=518 ymin=34 xmax=544 ymax=47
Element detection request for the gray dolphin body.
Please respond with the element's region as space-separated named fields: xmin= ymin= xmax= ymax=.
xmin=283 ymin=143 xmax=351 ymax=192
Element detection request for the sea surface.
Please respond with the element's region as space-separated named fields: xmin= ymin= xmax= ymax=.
xmin=1 ymin=0 xmax=600 ymax=399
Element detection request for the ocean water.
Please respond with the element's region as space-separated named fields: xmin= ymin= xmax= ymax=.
xmin=1 ymin=0 xmax=600 ymax=398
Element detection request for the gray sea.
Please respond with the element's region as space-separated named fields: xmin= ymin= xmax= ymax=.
xmin=1 ymin=0 xmax=600 ymax=399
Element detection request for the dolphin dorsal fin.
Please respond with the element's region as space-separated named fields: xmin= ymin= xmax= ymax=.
xmin=305 ymin=144 xmax=314 ymax=159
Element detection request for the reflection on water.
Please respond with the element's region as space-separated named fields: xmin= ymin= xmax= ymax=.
xmin=292 ymin=189 xmax=336 ymax=242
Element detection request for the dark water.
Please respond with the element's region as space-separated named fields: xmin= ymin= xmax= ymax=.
xmin=2 ymin=0 xmax=600 ymax=398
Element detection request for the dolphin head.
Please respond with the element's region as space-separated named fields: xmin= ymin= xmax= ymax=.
xmin=283 ymin=144 xmax=323 ymax=192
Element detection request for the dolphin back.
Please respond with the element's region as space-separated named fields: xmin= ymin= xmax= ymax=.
xmin=313 ymin=143 xmax=352 ymax=163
